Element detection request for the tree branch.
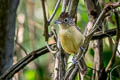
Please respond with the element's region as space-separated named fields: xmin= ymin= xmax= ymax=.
xmin=91 ymin=28 xmax=119 ymax=40
xmin=15 ymin=40 xmax=28 ymax=55
xmin=48 ymin=0 xmax=61 ymax=23
xmin=62 ymin=0 xmax=69 ymax=12
xmin=68 ymin=0 xmax=79 ymax=18
xmin=41 ymin=0 xmax=49 ymax=41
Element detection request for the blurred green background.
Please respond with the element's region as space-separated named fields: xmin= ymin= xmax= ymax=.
xmin=14 ymin=0 xmax=120 ymax=80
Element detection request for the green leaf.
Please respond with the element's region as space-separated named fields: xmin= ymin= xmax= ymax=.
xmin=25 ymin=70 xmax=36 ymax=80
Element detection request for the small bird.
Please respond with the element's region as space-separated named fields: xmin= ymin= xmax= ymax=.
xmin=55 ymin=12 xmax=87 ymax=73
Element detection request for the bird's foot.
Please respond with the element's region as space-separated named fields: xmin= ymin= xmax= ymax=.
xmin=72 ymin=54 xmax=78 ymax=64
xmin=72 ymin=58 xmax=78 ymax=64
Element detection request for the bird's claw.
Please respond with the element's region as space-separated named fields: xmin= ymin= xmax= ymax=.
xmin=72 ymin=57 xmax=78 ymax=64
xmin=72 ymin=47 xmax=85 ymax=64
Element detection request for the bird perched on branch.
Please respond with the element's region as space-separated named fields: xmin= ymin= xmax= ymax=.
xmin=55 ymin=12 xmax=87 ymax=74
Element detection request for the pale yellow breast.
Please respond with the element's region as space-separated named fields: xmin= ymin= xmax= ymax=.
xmin=59 ymin=26 xmax=84 ymax=54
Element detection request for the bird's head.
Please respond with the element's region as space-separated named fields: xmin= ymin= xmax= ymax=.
xmin=54 ymin=12 xmax=75 ymax=29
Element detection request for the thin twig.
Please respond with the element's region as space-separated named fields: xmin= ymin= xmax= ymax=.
xmin=64 ymin=64 xmax=75 ymax=80
xmin=69 ymin=65 xmax=78 ymax=80
xmin=91 ymin=28 xmax=119 ymax=40
xmin=46 ymin=27 xmax=58 ymax=54
xmin=46 ymin=42 xmax=58 ymax=53
xmin=48 ymin=0 xmax=61 ymax=23
xmin=51 ymin=27 xmax=58 ymax=42
xmin=117 ymin=49 xmax=120 ymax=56
xmin=110 ymin=65 xmax=120 ymax=80
xmin=15 ymin=40 xmax=28 ymax=55
xmin=88 ymin=10 xmax=104 ymax=35
xmin=62 ymin=0 xmax=69 ymax=12
xmin=68 ymin=0 xmax=79 ymax=18
xmin=41 ymin=0 xmax=49 ymax=41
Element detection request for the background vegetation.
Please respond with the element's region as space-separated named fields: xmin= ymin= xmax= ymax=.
xmin=15 ymin=0 xmax=120 ymax=80
xmin=0 ymin=0 xmax=120 ymax=80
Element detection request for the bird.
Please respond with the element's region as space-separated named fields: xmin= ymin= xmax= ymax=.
xmin=55 ymin=12 xmax=87 ymax=74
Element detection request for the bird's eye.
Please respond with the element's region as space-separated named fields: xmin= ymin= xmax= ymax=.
xmin=64 ymin=18 xmax=68 ymax=23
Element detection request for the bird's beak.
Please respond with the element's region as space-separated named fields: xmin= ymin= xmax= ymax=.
xmin=54 ymin=20 xmax=62 ymax=24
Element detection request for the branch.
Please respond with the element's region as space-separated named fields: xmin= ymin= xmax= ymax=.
xmin=53 ymin=36 xmax=67 ymax=80
xmin=48 ymin=0 xmax=61 ymax=23
xmin=62 ymin=0 xmax=69 ymax=12
xmin=15 ymin=40 xmax=28 ymax=55
xmin=46 ymin=28 xmax=58 ymax=53
xmin=91 ymin=28 xmax=119 ymax=40
xmin=68 ymin=65 xmax=78 ymax=80
xmin=68 ymin=0 xmax=79 ymax=18
xmin=64 ymin=64 xmax=75 ymax=80
xmin=41 ymin=0 xmax=49 ymax=41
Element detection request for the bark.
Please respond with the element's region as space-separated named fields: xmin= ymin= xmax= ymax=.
xmin=93 ymin=40 xmax=104 ymax=80
xmin=84 ymin=0 xmax=104 ymax=80
xmin=53 ymin=41 xmax=66 ymax=80
xmin=0 ymin=0 xmax=19 ymax=78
